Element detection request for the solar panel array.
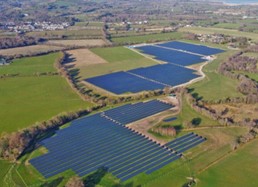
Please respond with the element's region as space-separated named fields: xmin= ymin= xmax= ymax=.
xmin=135 ymin=45 xmax=205 ymax=66
xmin=85 ymin=63 xmax=201 ymax=94
xmin=86 ymin=71 xmax=163 ymax=94
xmin=85 ymin=41 xmax=224 ymax=94
xmin=165 ymin=133 xmax=206 ymax=154
xmin=129 ymin=64 xmax=200 ymax=87
xmin=103 ymin=100 xmax=173 ymax=125
xmin=30 ymin=100 xmax=179 ymax=181
xmin=157 ymin=41 xmax=225 ymax=56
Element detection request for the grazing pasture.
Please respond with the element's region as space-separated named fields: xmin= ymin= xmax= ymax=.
xmin=0 ymin=53 xmax=91 ymax=133
xmin=0 ymin=53 xmax=59 ymax=75
xmin=0 ymin=45 xmax=64 ymax=57
xmin=198 ymin=139 xmax=258 ymax=187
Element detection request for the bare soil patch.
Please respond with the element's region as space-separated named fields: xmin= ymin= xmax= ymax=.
xmin=66 ymin=49 xmax=108 ymax=67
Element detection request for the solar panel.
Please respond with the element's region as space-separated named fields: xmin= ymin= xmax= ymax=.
xmin=30 ymin=100 xmax=177 ymax=181
xmin=157 ymin=41 xmax=225 ymax=56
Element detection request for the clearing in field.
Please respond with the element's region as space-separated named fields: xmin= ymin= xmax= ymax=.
xmin=66 ymin=49 xmax=107 ymax=68
xmin=46 ymin=39 xmax=106 ymax=47
xmin=0 ymin=45 xmax=64 ymax=57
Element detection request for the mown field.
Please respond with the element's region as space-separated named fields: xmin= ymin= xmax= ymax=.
xmin=77 ymin=46 xmax=158 ymax=78
xmin=179 ymin=27 xmax=258 ymax=41
xmin=0 ymin=53 xmax=57 ymax=75
xmin=198 ymin=139 xmax=258 ymax=187
xmin=0 ymin=53 xmax=91 ymax=133
xmin=111 ymin=32 xmax=183 ymax=45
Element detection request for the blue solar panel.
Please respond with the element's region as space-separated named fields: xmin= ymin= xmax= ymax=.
xmin=165 ymin=133 xmax=206 ymax=154
xmin=157 ymin=41 xmax=225 ymax=56
xmin=85 ymin=71 xmax=163 ymax=94
xmin=136 ymin=45 xmax=205 ymax=66
xmin=104 ymin=100 xmax=173 ymax=125
xmin=30 ymin=100 xmax=178 ymax=181
xmin=129 ymin=64 xmax=200 ymax=87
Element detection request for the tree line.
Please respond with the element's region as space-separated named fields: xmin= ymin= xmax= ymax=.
xmin=0 ymin=36 xmax=44 ymax=49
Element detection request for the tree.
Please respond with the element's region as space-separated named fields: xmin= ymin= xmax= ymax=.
xmin=65 ymin=176 xmax=84 ymax=187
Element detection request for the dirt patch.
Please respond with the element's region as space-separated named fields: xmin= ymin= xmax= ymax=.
xmin=66 ymin=49 xmax=108 ymax=67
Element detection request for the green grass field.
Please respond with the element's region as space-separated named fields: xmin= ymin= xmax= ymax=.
xmin=26 ymin=29 xmax=103 ymax=39
xmin=168 ymin=97 xmax=220 ymax=128
xmin=0 ymin=160 xmax=12 ymax=187
xmin=179 ymin=27 xmax=258 ymax=41
xmin=111 ymin=32 xmax=183 ymax=45
xmin=0 ymin=53 xmax=59 ymax=75
xmin=78 ymin=46 xmax=158 ymax=78
xmin=198 ymin=139 xmax=258 ymax=187
xmin=0 ymin=53 xmax=91 ymax=133
xmin=189 ymin=51 xmax=243 ymax=101
xmin=212 ymin=23 xmax=241 ymax=30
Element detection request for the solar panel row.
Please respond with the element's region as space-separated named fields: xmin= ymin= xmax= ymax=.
xmin=86 ymin=71 xmax=163 ymax=94
xmin=164 ymin=133 xmax=206 ymax=154
xmin=157 ymin=41 xmax=225 ymax=56
xmin=103 ymin=100 xmax=173 ymax=125
xmin=136 ymin=45 xmax=205 ymax=66
xmin=129 ymin=64 xmax=200 ymax=87
xmin=30 ymin=100 xmax=178 ymax=181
